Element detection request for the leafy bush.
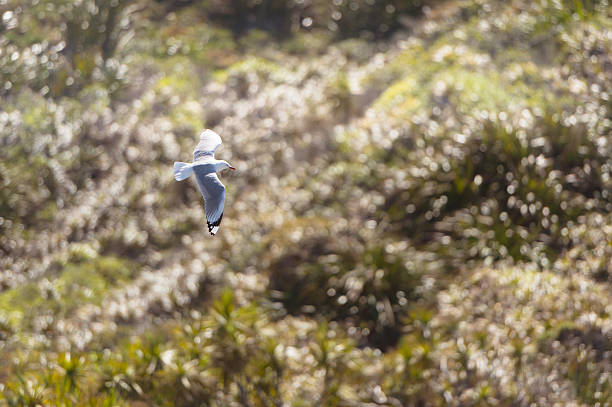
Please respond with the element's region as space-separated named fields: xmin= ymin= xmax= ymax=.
xmin=199 ymin=0 xmax=434 ymax=38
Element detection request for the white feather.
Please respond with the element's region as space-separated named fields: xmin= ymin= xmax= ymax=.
xmin=193 ymin=129 xmax=223 ymax=161
xmin=174 ymin=162 xmax=194 ymax=181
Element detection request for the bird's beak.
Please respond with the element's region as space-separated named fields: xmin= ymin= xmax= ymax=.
xmin=229 ymin=166 xmax=236 ymax=171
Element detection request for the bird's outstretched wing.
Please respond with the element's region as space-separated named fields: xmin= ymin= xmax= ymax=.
xmin=193 ymin=129 xmax=222 ymax=161
xmin=194 ymin=170 xmax=225 ymax=235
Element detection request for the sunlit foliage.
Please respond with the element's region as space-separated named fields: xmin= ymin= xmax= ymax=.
xmin=1 ymin=0 xmax=612 ymax=405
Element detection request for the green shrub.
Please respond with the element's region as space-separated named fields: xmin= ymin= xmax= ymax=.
xmin=266 ymin=221 xmax=437 ymax=349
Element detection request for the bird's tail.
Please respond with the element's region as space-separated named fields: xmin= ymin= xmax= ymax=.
xmin=174 ymin=162 xmax=194 ymax=181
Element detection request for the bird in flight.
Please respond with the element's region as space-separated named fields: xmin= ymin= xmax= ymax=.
xmin=173 ymin=129 xmax=235 ymax=235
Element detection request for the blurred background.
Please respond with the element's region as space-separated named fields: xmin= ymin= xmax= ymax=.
xmin=0 ymin=0 xmax=611 ymax=405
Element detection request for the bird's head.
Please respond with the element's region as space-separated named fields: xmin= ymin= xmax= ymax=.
xmin=216 ymin=160 xmax=236 ymax=172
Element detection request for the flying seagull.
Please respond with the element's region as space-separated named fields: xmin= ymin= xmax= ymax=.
xmin=173 ymin=129 xmax=235 ymax=235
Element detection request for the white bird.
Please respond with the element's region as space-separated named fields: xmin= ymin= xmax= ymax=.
xmin=173 ymin=129 xmax=235 ymax=235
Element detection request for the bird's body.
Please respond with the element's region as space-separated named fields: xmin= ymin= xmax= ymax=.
xmin=173 ymin=129 xmax=235 ymax=235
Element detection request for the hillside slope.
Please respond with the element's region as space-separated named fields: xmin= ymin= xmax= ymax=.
xmin=1 ymin=0 xmax=611 ymax=405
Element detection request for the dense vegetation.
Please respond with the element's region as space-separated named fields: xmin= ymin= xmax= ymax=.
xmin=1 ymin=0 xmax=611 ymax=405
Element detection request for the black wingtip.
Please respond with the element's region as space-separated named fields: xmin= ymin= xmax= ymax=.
xmin=207 ymin=212 xmax=223 ymax=235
